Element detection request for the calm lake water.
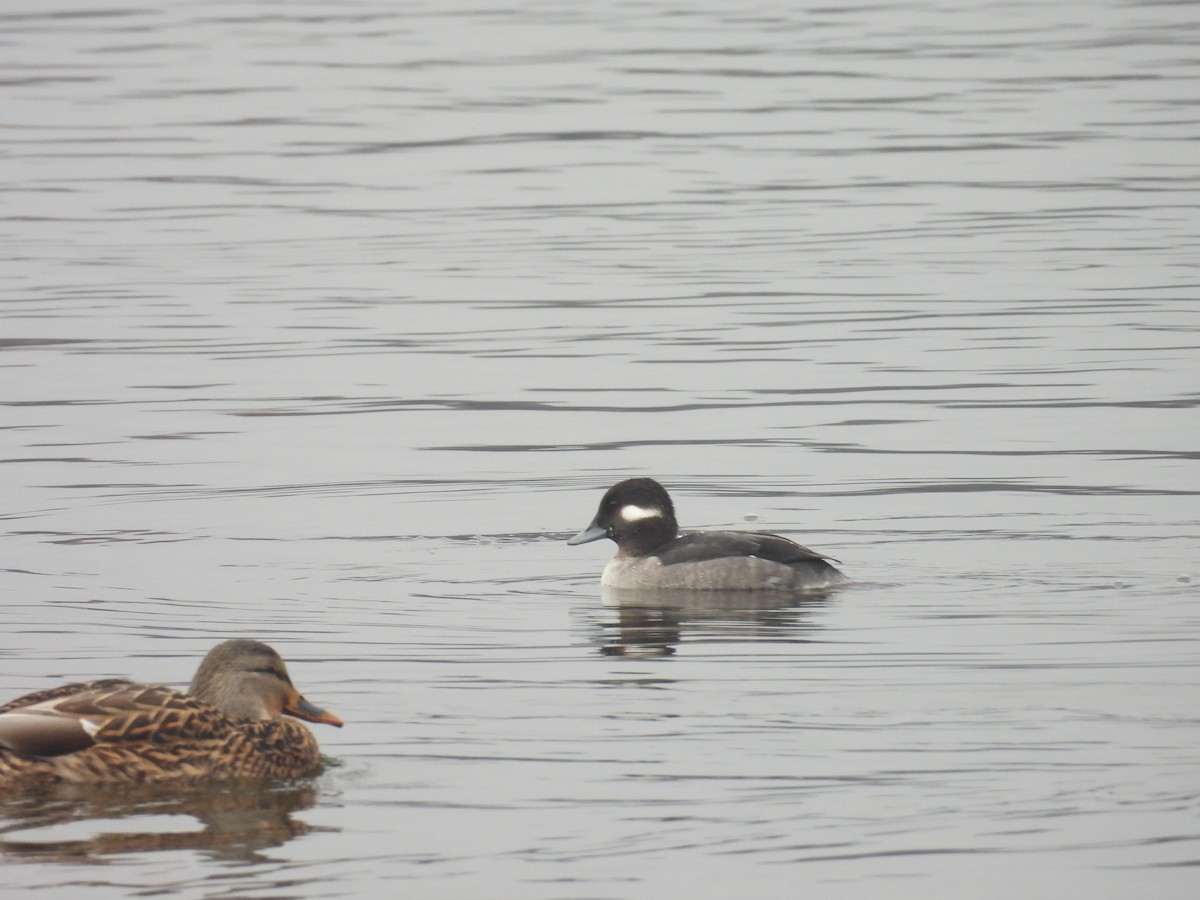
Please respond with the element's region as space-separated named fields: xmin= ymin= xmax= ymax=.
xmin=2 ymin=1 xmax=1198 ymax=896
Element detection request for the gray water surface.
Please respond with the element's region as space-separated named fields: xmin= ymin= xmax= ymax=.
xmin=2 ymin=1 xmax=1198 ymax=897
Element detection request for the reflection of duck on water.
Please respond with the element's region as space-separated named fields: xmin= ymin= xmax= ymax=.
xmin=0 ymin=780 xmax=325 ymax=864
xmin=594 ymin=586 xmax=831 ymax=658
xmin=0 ymin=640 xmax=342 ymax=786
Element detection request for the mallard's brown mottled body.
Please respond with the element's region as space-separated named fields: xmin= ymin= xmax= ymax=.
xmin=0 ymin=640 xmax=341 ymax=786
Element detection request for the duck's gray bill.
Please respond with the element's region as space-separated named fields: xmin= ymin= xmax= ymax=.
xmin=567 ymin=521 xmax=607 ymax=545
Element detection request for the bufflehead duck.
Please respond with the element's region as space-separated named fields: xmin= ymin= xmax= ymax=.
xmin=568 ymin=478 xmax=847 ymax=592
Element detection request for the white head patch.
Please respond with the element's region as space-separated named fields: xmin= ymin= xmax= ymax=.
xmin=619 ymin=504 xmax=663 ymax=523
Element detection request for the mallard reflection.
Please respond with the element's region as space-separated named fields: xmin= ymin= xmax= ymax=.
xmin=0 ymin=778 xmax=330 ymax=864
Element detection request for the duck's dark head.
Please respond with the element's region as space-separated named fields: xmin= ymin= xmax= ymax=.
xmin=568 ymin=477 xmax=679 ymax=557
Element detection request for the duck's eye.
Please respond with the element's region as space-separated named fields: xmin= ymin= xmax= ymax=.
xmin=250 ymin=666 xmax=291 ymax=684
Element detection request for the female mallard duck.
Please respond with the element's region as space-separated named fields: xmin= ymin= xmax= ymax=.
xmin=0 ymin=639 xmax=343 ymax=786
